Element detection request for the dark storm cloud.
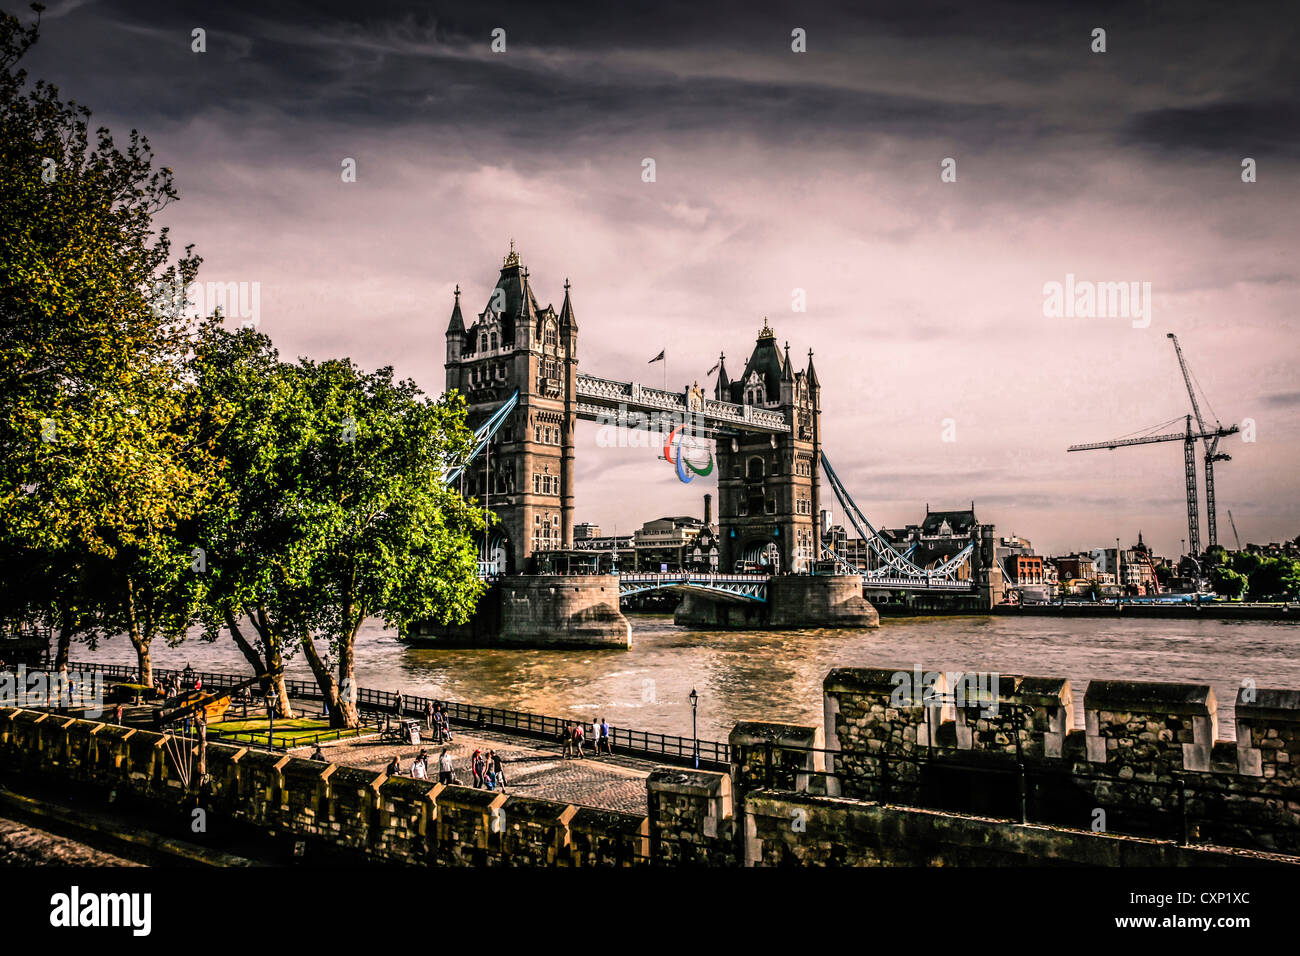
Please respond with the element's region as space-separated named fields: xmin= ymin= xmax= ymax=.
xmin=26 ymin=0 xmax=1300 ymax=161
xmin=1123 ymin=101 xmax=1300 ymax=158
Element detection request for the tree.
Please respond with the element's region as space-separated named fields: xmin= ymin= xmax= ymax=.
xmin=293 ymin=359 xmax=486 ymax=727
xmin=1209 ymin=566 xmax=1247 ymax=601
xmin=1230 ymin=551 xmax=1263 ymax=579
xmin=194 ymin=342 xmax=486 ymax=728
xmin=0 ymin=8 xmax=216 ymax=684
xmin=191 ymin=327 xmax=308 ymax=716
xmin=1247 ymin=557 xmax=1300 ymax=602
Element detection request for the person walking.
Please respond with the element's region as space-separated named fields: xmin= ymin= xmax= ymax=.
xmin=310 ymin=745 xmax=327 ymax=762
xmin=491 ymin=750 xmax=505 ymax=790
xmin=471 ymin=748 xmax=485 ymax=788
xmin=425 ymin=701 xmax=434 ymax=732
xmin=411 ymin=751 xmax=428 ymax=779
xmin=385 ymin=754 xmax=402 ymax=777
xmin=601 ymin=717 xmax=612 ymax=754
xmin=574 ymin=722 xmax=585 ymax=759
xmin=438 ymin=748 xmax=453 ymax=784
xmin=561 ymin=723 xmax=573 ymax=759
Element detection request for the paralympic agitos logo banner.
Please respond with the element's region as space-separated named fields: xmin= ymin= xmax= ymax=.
xmin=664 ymin=424 xmax=713 ymax=483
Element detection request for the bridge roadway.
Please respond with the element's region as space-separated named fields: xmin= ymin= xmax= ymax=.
xmin=618 ymin=571 xmax=770 ymax=602
xmin=476 ymin=568 xmax=977 ymax=595
xmin=575 ymin=373 xmax=790 ymax=436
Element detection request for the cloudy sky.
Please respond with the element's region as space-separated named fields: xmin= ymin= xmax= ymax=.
xmin=20 ymin=0 xmax=1300 ymax=557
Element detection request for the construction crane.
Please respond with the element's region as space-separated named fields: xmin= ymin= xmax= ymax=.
xmin=1228 ymin=509 xmax=1242 ymax=550
xmin=1167 ymin=333 xmax=1233 ymax=549
xmin=1067 ymin=416 xmax=1239 ymax=555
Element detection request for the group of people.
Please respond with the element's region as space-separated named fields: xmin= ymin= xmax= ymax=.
xmin=157 ymin=673 xmax=191 ymax=699
xmin=422 ymin=700 xmax=453 ymax=743
xmin=383 ymin=748 xmax=463 ymax=786
xmin=470 ymin=748 xmax=506 ymax=790
xmin=560 ymin=718 xmax=612 ymax=759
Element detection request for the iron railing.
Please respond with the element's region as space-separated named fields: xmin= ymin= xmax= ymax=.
xmin=62 ymin=661 xmax=731 ymax=768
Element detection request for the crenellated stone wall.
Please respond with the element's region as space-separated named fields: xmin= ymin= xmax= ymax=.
xmin=819 ymin=667 xmax=1300 ymax=854
xmin=0 ymin=708 xmax=648 ymax=866
xmin=2 ymin=662 xmax=1298 ymax=866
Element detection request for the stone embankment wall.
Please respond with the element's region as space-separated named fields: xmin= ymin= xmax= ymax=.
xmin=2 ymin=665 xmax=1298 ymax=866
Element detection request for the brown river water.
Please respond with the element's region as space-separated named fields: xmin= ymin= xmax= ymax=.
xmin=69 ymin=614 xmax=1300 ymax=743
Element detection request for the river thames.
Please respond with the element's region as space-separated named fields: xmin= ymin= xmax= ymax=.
xmin=69 ymin=614 xmax=1300 ymax=743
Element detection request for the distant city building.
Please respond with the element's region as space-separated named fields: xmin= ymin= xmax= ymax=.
xmin=634 ymin=516 xmax=714 ymax=571
xmin=574 ymin=523 xmax=601 ymax=540
xmin=1055 ymin=554 xmax=1097 ymax=581
xmin=1089 ymin=534 xmax=1162 ymax=595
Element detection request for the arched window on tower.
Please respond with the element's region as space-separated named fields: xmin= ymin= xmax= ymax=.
xmin=544 ymin=321 xmax=557 ymax=349
xmin=490 ymin=331 xmax=498 ymax=351
xmin=747 ymin=456 xmax=765 ymax=479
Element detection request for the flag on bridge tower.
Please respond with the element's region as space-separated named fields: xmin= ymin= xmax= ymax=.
xmin=706 ymin=361 xmax=720 ymax=376
xmin=648 ymin=350 xmax=665 ymax=363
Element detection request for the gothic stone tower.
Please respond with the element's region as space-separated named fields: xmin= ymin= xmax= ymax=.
xmin=713 ymin=321 xmax=822 ymax=573
xmin=445 ymin=244 xmax=578 ymax=572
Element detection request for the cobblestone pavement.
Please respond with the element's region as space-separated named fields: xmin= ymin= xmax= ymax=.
xmin=0 ymin=814 xmax=141 ymax=866
xmin=290 ymin=723 xmax=662 ymax=815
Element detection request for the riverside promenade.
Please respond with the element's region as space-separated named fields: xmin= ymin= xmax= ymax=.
xmin=49 ymin=661 xmax=726 ymax=816
xmin=303 ymin=724 xmax=661 ymax=814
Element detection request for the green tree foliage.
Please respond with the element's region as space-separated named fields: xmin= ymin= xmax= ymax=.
xmin=0 ymin=9 xmax=217 ymax=683
xmin=1209 ymin=566 xmax=1248 ymax=600
xmin=2 ymin=12 xmax=488 ymax=706
xmin=194 ymin=330 xmax=486 ymax=727
xmin=1246 ymin=557 xmax=1300 ymax=601
xmin=290 ymin=358 xmax=486 ymax=727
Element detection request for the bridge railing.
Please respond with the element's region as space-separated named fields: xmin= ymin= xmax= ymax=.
xmin=618 ymin=571 xmax=769 ymax=584
xmin=64 ymin=660 xmax=732 ymax=770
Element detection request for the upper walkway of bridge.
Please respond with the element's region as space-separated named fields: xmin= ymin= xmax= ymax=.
xmin=575 ymin=374 xmax=791 ymax=436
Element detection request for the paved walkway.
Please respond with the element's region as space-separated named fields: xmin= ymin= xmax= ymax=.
xmin=292 ymin=723 xmax=661 ymax=815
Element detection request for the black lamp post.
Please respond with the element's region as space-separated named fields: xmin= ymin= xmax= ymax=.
xmin=689 ymin=688 xmax=699 ymax=769
xmin=181 ymin=663 xmax=194 ymax=689
xmin=267 ymin=694 xmax=277 ymax=750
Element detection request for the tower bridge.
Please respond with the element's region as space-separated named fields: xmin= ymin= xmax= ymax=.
xmin=420 ymin=246 xmax=999 ymax=647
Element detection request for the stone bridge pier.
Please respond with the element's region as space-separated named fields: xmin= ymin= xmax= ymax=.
xmin=675 ymin=575 xmax=879 ymax=630
xmin=411 ymin=575 xmax=631 ymax=648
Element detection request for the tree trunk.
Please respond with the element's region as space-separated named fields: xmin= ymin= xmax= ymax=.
xmin=301 ymin=632 xmax=350 ymax=728
xmin=54 ymin=608 xmax=72 ymax=675
xmin=335 ymin=631 xmax=360 ymax=729
xmin=227 ymin=612 xmax=295 ymax=719
xmin=125 ymin=577 xmax=153 ymax=688
xmin=256 ymin=606 xmax=294 ymax=720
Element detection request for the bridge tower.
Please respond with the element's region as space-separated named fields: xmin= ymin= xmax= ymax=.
xmin=444 ymin=244 xmax=577 ymax=572
xmin=713 ymin=321 xmax=822 ymax=573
